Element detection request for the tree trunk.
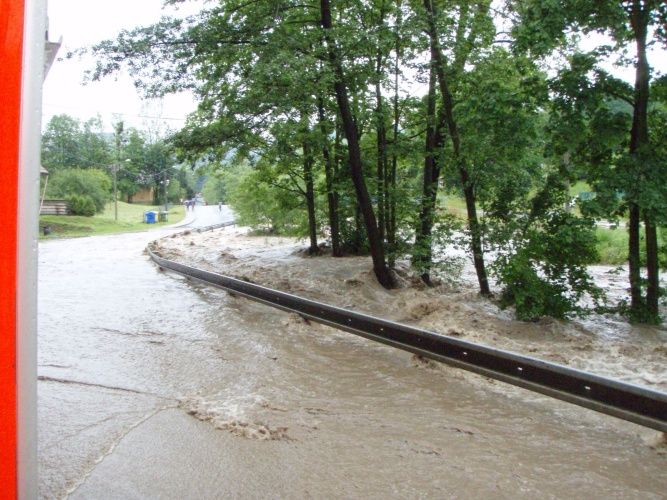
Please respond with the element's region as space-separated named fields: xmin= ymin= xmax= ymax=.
xmin=374 ymin=2 xmax=387 ymax=246
xmin=422 ymin=0 xmax=490 ymax=296
xmin=628 ymin=1 xmax=655 ymax=320
xmin=375 ymin=79 xmax=387 ymax=245
xmin=301 ymin=120 xmax=318 ymax=254
xmin=354 ymin=199 xmax=364 ymax=253
xmin=414 ymin=65 xmax=439 ymax=284
xmin=645 ymin=215 xmax=659 ymax=318
xmin=388 ymin=4 xmax=402 ymax=268
xmin=321 ymin=0 xmax=395 ymax=288
xmin=317 ymin=97 xmax=342 ymax=257
xmin=628 ymin=204 xmax=643 ymax=313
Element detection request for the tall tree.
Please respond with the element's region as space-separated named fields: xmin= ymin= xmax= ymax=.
xmin=320 ymin=0 xmax=395 ymax=287
xmin=419 ymin=0 xmax=493 ymax=296
xmin=42 ymin=114 xmax=112 ymax=171
xmin=514 ymin=0 xmax=667 ymax=321
xmin=413 ymin=64 xmax=444 ymax=284
xmin=317 ymin=95 xmax=343 ymax=256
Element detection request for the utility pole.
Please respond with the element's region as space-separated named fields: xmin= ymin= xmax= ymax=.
xmin=113 ymin=163 xmax=118 ymax=222
xmin=163 ymin=177 xmax=170 ymax=213
xmin=113 ymin=120 xmax=125 ymax=223
xmin=111 ymin=159 xmax=130 ymax=222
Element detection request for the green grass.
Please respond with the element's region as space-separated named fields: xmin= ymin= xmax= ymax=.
xmin=435 ymin=194 xmax=654 ymax=266
xmin=595 ymin=226 xmax=667 ymax=267
xmin=569 ymin=181 xmax=591 ymax=197
xmin=40 ymin=201 xmax=186 ymax=239
xmin=595 ymin=227 xmax=628 ymax=265
xmin=416 ymin=187 xmax=666 ymax=267
xmin=437 ymin=193 xmax=468 ymax=218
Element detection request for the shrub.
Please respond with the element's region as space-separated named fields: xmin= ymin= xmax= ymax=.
xmin=493 ymin=210 xmax=603 ymax=321
xmin=47 ymin=168 xmax=111 ymax=213
xmin=67 ymin=194 xmax=96 ymax=216
xmin=202 ymin=174 xmax=226 ymax=204
xmin=223 ymin=164 xmax=305 ymax=234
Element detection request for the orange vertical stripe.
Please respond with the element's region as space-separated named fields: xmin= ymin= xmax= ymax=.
xmin=0 ymin=0 xmax=24 ymax=497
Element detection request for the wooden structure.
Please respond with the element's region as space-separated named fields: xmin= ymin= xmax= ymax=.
xmin=40 ymin=199 xmax=70 ymax=215
xmin=129 ymin=186 xmax=154 ymax=203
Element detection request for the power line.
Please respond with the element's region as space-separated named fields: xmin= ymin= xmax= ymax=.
xmin=43 ymin=102 xmax=189 ymax=122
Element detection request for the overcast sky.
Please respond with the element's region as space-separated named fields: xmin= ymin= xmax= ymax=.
xmin=43 ymin=0 xmax=666 ymax=135
xmin=42 ymin=0 xmax=200 ymax=133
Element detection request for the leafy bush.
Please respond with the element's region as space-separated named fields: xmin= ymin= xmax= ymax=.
xmin=223 ymin=164 xmax=307 ymax=234
xmin=47 ymin=168 xmax=111 ymax=213
xmin=67 ymin=194 xmax=96 ymax=216
xmin=493 ymin=210 xmax=603 ymax=321
xmin=167 ymin=178 xmax=183 ymax=203
xmin=202 ymin=174 xmax=226 ymax=205
xmin=412 ymin=212 xmax=465 ymax=284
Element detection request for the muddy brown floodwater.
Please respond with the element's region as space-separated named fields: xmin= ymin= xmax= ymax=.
xmin=40 ymin=211 xmax=666 ymax=498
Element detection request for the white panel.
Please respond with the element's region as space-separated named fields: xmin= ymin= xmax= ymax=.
xmin=18 ymin=1 xmax=46 ymax=498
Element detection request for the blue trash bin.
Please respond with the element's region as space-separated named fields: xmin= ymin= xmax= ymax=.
xmin=144 ymin=211 xmax=157 ymax=224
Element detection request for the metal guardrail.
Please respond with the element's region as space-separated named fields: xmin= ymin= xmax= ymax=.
xmin=147 ymin=230 xmax=667 ymax=433
xmin=192 ymin=220 xmax=236 ymax=232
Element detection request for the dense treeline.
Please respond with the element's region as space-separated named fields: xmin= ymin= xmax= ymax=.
xmin=42 ymin=114 xmax=197 ymax=207
xmin=88 ymin=0 xmax=667 ymax=322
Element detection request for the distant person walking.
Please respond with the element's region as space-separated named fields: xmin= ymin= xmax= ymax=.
xmin=218 ymin=201 xmax=222 ymax=212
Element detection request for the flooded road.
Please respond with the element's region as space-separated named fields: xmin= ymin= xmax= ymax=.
xmin=39 ymin=208 xmax=666 ymax=498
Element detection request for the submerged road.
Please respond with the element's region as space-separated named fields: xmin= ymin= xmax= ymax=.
xmin=39 ymin=206 xmax=666 ymax=499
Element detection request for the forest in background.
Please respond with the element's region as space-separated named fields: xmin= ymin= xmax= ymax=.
xmin=72 ymin=0 xmax=666 ymax=323
xmin=41 ymin=113 xmax=204 ymax=210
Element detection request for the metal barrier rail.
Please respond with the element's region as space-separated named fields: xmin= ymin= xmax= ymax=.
xmin=192 ymin=220 xmax=236 ymax=232
xmin=147 ymin=242 xmax=667 ymax=433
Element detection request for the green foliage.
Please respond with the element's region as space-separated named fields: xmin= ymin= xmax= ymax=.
xmin=411 ymin=212 xmax=465 ymax=284
xmin=514 ymin=0 xmax=667 ymax=322
xmin=42 ymin=115 xmax=178 ymax=205
xmin=223 ymin=164 xmax=306 ymax=234
xmin=67 ymin=194 xmax=97 ymax=216
xmin=489 ymin=176 xmax=602 ymax=320
xmin=167 ymin=178 xmax=183 ymax=203
xmin=42 ymin=114 xmax=112 ymax=171
xmin=47 ymin=168 xmax=112 ymax=213
xmin=494 ymin=209 xmax=602 ymax=321
xmin=202 ymin=174 xmax=227 ymax=205
xmin=595 ymin=226 xmax=667 ymax=269
xmin=595 ymin=227 xmax=628 ymax=266
xmin=121 ymin=127 xmax=176 ymax=203
xmin=86 ymin=0 xmax=667 ymax=321
xmin=118 ymin=178 xmax=139 ymax=201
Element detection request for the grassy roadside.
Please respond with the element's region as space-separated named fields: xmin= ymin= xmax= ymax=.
xmin=39 ymin=201 xmax=186 ymax=239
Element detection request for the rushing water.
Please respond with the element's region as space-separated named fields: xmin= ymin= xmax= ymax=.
xmin=39 ymin=208 xmax=666 ymax=499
